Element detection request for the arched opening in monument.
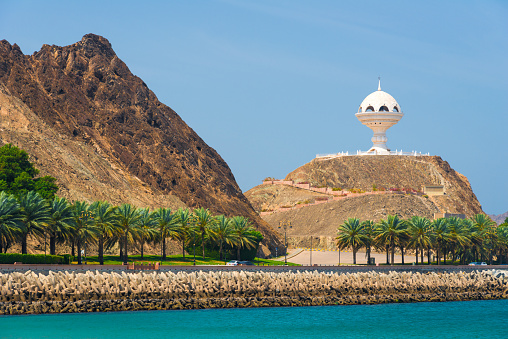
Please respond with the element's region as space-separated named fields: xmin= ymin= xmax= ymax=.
xmin=379 ymin=106 xmax=389 ymax=111
xmin=359 ymin=107 xmax=362 ymax=112
xmin=366 ymin=106 xmax=374 ymax=112
xmin=392 ymin=106 xmax=399 ymax=112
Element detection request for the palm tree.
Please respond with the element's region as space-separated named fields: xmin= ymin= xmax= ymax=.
xmin=337 ymin=218 xmax=367 ymax=265
xmin=407 ymin=216 xmax=432 ymax=264
xmin=137 ymin=207 xmax=157 ymax=259
xmin=115 ymin=204 xmax=142 ymax=265
xmin=374 ymin=215 xmax=408 ymax=265
xmin=90 ymin=201 xmax=118 ymax=265
xmin=496 ymin=225 xmax=508 ymax=264
xmin=0 ymin=192 xmax=23 ymax=253
xmin=193 ymin=207 xmax=215 ymax=259
xmin=446 ymin=217 xmax=471 ymax=265
xmin=210 ymin=215 xmax=236 ymax=261
xmin=154 ymin=207 xmax=179 ymax=260
xmin=47 ymin=196 xmax=74 ymax=255
xmin=72 ymin=201 xmax=98 ymax=265
xmin=174 ymin=208 xmax=191 ymax=258
xmin=472 ymin=214 xmax=497 ymax=262
xmin=361 ymin=220 xmax=375 ymax=265
xmin=18 ymin=191 xmax=51 ymax=254
xmin=231 ymin=216 xmax=257 ymax=261
xmin=431 ymin=218 xmax=449 ymax=265
xmin=459 ymin=219 xmax=482 ymax=265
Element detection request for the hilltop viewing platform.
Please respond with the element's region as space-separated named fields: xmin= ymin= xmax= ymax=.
xmin=316 ymin=149 xmax=430 ymax=159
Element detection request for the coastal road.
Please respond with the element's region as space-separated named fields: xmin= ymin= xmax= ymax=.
xmin=285 ymin=249 xmax=406 ymax=266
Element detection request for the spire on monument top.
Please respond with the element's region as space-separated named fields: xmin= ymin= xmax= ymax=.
xmin=378 ymin=77 xmax=381 ymax=91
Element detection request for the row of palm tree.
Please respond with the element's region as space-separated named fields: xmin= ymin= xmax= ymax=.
xmin=336 ymin=214 xmax=507 ymax=265
xmin=0 ymin=191 xmax=261 ymax=264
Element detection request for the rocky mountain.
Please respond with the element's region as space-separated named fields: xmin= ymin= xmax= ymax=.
xmin=245 ymin=155 xmax=484 ymax=249
xmin=489 ymin=212 xmax=508 ymax=225
xmin=0 ymin=34 xmax=281 ymax=256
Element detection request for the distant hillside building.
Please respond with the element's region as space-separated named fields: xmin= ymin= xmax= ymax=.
xmin=422 ymin=185 xmax=445 ymax=196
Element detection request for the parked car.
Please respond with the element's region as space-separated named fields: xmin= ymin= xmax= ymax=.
xmin=226 ymin=260 xmax=240 ymax=266
xmin=468 ymin=262 xmax=487 ymax=266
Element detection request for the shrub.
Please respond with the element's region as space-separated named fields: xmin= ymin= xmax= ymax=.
xmin=315 ymin=197 xmax=329 ymax=201
xmin=332 ymin=187 xmax=342 ymax=191
xmin=263 ymin=177 xmax=275 ymax=181
xmin=0 ymin=253 xmax=68 ymax=264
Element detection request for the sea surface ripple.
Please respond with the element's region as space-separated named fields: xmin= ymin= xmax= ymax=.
xmin=2 ymin=299 xmax=507 ymax=338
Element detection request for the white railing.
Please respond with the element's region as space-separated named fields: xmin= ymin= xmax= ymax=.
xmin=316 ymin=150 xmax=430 ymax=159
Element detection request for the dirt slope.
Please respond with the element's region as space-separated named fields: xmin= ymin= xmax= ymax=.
xmin=245 ymin=184 xmax=330 ymax=212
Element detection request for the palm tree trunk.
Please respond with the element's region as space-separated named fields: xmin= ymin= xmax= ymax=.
xmin=427 ymin=248 xmax=431 ymax=265
xmin=21 ymin=233 xmax=28 ymax=254
xmin=77 ymin=242 xmax=82 ymax=265
xmin=386 ymin=245 xmax=390 ymax=265
xmin=140 ymin=238 xmax=144 ymax=259
xmin=182 ymin=238 xmax=186 ymax=258
xmin=443 ymin=245 xmax=446 ymax=265
xmin=400 ymin=246 xmax=404 ymax=265
xmin=353 ymin=247 xmax=357 ymax=265
xmin=237 ymin=246 xmax=241 ymax=260
xmin=437 ymin=246 xmax=440 ymax=265
xmin=71 ymin=240 xmax=75 ymax=257
xmin=119 ymin=240 xmax=124 ymax=262
xmin=367 ymin=245 xmax=371 ymax=265
xmin=162 ymin=237 xmax=166 ymax=260
xmin=99 ymin=236 xmax=104 ymax=265
xmin=202 ymin=231 xmax=205 ymax=259
xmin=415 ymin=247 xmax=419 ymax=265
xmin=50 ymin=234 xmax=57 ymax=255
xmin=391 ymin=242 xmax=395 ymax=266
xmin=124 ymin=234 xmax=128 ymax=265
xmin=421 ymin=249 xmax=424 ymax=264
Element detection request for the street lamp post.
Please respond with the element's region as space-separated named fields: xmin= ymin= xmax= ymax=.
xmin=79 ymin=211 xmax=94 ymax=265
xmin=278 ymin=220 xmax=292 ymax=265
xmin=310 ymin=236 xmax=314 ymax=266
xmin=193 ymin=229 xmax=196 ymax=266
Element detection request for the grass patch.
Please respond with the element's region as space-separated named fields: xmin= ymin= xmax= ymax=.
xmin=73 ymin=255 xmax=299 ymax=266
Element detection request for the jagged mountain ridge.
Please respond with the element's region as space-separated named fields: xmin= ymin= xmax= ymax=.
xmin=489 ymin=212 xmax=508 ymax=225
xmin=0 ymin=34 xmax=281 ymax=256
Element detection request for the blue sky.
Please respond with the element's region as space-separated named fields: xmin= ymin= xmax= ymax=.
xmin=1 ymin=0 xmax=507 ymax=214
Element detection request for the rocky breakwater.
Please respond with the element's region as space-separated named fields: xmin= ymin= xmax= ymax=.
xmin=1 ymin=270 xmax=507 ymax=315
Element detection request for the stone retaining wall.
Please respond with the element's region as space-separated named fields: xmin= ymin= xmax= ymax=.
xmin=1 ymin=269 xmax=507 ymax=315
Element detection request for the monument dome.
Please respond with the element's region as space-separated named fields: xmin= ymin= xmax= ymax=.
xmin=355 ymin=80 xmax=404 ymax=154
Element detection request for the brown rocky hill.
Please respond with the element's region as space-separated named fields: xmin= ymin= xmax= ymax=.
xmin=285 ymin=155 xmax=483 ymax=217
xmin=0 ymin=34 xmax=281 ymax=256
xmin=245 ymin=155 xmax=483 ymax=249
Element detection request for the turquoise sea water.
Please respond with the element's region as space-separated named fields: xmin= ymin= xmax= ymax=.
xmin=2 ymin=299 xmax=508 ymax=338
